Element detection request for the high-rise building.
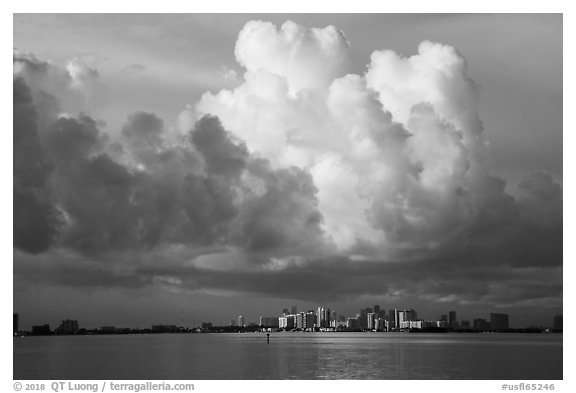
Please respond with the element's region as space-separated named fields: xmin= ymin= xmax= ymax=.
xmin=291 ymin=305 xmax=298 ymax=315
xmin=373 ymin=305 xmax=380 ymax=315
xmin=553 ymin=315 xmax=562 ymax=330
xmin=13 ymin=313 xmax=18 ymax=335
xmin=296 ymin=313 xmax=304 ymax=329
xmin=282 ymin=308 xmax=289 ymax=315
xmin=279 ymin=315 xmax=295 ymax=329
xmin=388 ymin=309 xmax=398 ymax=330
xmin=316 ymin=307 xmax=330 ymax=327
xmin=490 ymin=313 xmax=509 ymax=331
xmin=367 ymin=312 xmax=375 ymax=330
xmin=448 ymin=311 xmax=458 ymax=328
xmin=375 ymin=317 xmax=387 ymax=331
xmin=316 ymin=307 xmax=330 ymax=328
xmin=359 ymin=308 xmax=370 ymax=330
xmin=237 ymin=315 xmax=245 ymax=328
xmin=305 ymin=311 xmax=315 ymax=330
xmin=396 ymin=310 xmax=417 ymax=329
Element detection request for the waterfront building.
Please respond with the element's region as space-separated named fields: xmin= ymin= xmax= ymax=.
xmin=388 ymin=309 xmax=398 ymax=330
xmin=279 ymin=315 xmax=295 ymax=330
xmin=398 ymin=310 xmax=416 ymax=329
xmin=291 ymin=305 xmax=298 ymax=315
xmin=201 ymin=322 xmax=213 ymax=331
xmin=56 ymin=319 xmax=79 ymax=334
xmin=347 ymin=317 xmax=360 ymax=330
xmin=490 ymin=313 xmax=509 ymax=331
xmin=237 ymin=315 xmax=245 ymax=328
xmin=332 ymin=319 xmax=347 ymax=329
xmin=296 ymin=312 xmax=304 ymax=329
xmin=409 ymin=320 xmax=423 ymax=329
xmin=260 ymin=317 xmax=279 ymax=328
xmin=305 ymin=311 xmax=315 ymax=330
xmin=31 ymin=324 xmax=51 ymax=335
xmin=100 ymin=326 xmax=116 ymax=333
xmin=13 ymin=313 xmax=18 ymax=335
xmin=367 ymin=312 xmax=375 ymax=330
xmin=375 ymin=317 xmax=388 ymax=331
xmin=473 ymin=318 xmax=490 ymax=331
xmin=449 ymin=311 xmax=458 ymax=328
xmin=316 ymin=307 xmax=330 ymax=328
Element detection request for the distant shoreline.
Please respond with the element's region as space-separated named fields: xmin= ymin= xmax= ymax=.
xmin=14 ymin=328 xmax=562 ymax=337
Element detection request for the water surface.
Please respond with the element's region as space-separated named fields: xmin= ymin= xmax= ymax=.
xmin=13 ymin=332 xmax=562 ymax=379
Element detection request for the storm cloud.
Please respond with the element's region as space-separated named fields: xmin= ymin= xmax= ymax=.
xmin=13 ymin=19 xmax=562 ymax=323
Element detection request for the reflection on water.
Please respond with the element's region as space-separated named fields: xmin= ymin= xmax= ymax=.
xmin=13 ymin=332 xmax=562 ymax=380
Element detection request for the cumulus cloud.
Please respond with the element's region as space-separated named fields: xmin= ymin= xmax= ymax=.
xmin=235 ymin=20 xmax=350 ymax=94
xmin=13 ymin=20 xmax=562 ymax=313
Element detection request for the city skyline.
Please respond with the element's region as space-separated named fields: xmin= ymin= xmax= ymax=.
xmin=14 ymin=14 xmax=562 ymax=331
xmin=13 ymin=303 xmax=563 ymax=331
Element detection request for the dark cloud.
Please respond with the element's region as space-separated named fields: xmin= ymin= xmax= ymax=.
xmin=44 ymin=115 xmax=104 ymax=162
xmin=239 ymin=159 xmax=325 ymax=254
xmin=122 ymin=111 xmax=164 ymax=151
xmin=13 ymin=78 xmax=62 ymax=253
xmin=191 ymin=115 xmax=248 ymax=178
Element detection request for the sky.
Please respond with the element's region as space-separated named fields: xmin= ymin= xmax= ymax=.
xmin=13 ymin=14 xmax=562 ymax=329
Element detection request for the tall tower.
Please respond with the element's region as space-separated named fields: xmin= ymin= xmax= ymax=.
xmin=237 ymin=315 xmax=245 ymax=328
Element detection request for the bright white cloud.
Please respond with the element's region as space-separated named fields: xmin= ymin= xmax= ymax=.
xmin=194 ymin=20 xmax=505 ymax=255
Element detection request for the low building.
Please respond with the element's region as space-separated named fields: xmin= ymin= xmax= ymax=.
xmin=346 ymin=317 xmax=360 ymax=330
xmin=56 ymin=319 xmax=79 ymax=334
xmin=259 ymin=317 xmax=279 ymax=328
xmin=100 ymin=326 xmax=116 ymax=334
xmin=490 ymin=313 xmax=509 ymax=331
xmin=31 ymin=324 xmax=51 ymax=335
xmin=473 ymin=318 xmax=491 ymax=331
